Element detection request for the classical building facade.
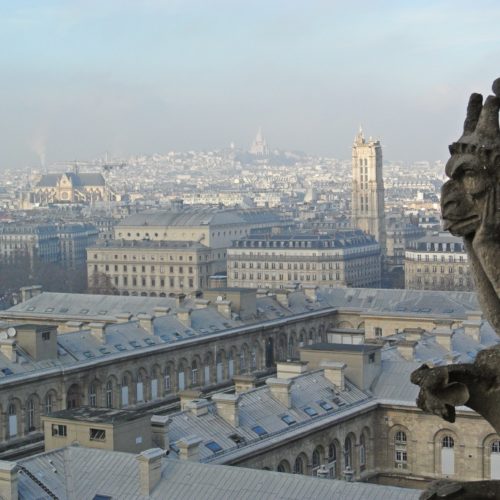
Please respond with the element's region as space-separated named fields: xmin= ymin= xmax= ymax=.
xmin=87 ymin=240 xmax=217 ymax=294
xmin=404 ymin=233 xmax=472 ymax=292
xmin=351 ymin=128 xmax=386 ymax=255
xmin=89 ymin=207 xmax=288 ymax=294
xmin=227 ymin=231 xmax=381 ymax=289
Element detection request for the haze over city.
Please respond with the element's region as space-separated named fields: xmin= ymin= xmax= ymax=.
xmin=1 ymin=0 xmax=500 ymax=167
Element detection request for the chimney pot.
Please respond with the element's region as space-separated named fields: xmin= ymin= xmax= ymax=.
xmin=136 ymin=448 xmax=164 ymax=496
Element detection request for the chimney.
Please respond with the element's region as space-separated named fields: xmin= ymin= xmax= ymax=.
xmin=176 ymin=436 xmax=202 ymax=462
xmin=396 ymin=340 xmax=418 ymax=361
xmin=233 ymin=375 xmax=256 ymax=394
xmin=138 ymin=313 xmax=154 ymax=335
xmin=116 ymin=313 xmax=132 ymax=323
xmin=179 ymin=389 xmax=201 ymax=410
xmin=19 ymin=285 xmax=42 ymax=303
xmin=0 ymin=340 xmax=16 ymax=363
xmin=0 ymin=461 xmax=18 ymax=500
xmin=302 ymin=285 xmax=318 ymax=301
xmin=212 ymin=393 xmax=240 ymax=427
xmin=216 ymin=300 xmax=232 ymax=319
xmin=276 ymin=361 xmax=309 ymax=379
xmin=321 ymin=361 xmax=346 ymax=390
xmin=185 ymin=398 xmax=210 ymax=417
xmin=175 ymin=293 xmax=186 ymax=308
xmin=434 ymin=330 xmax=452 ymax=351
xmin=193 ymin=299 xmax=210 ymax=309
xmin=150 ymin=415 xmax=171 ymax=450
xmin=275 ymin=290 xmax=290 ymax=308
xmin=89 ymin=322 xmax=106 ymax=343
xmin=62 ymin=321 xmax=84 ymax=333
xmin=176 ymin=309 xmax=192 ymax=328
xmin=463 ymin=312 xmax=482 ymax=342
xmin=136 ymin=448 xmax=164 ymax=496
xmin=403 ymin=327 xmax=425 ymax=342
xmin=153 ymin=307 xmax=170 ymax=317
xmin=266 ymin=378 xmax=292 ymax=408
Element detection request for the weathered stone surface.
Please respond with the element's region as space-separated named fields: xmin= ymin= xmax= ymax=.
xmin=412 ymin=78 xmax=500 ymax=499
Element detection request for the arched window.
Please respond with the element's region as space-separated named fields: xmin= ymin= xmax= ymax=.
xmin=106 ymin=380 xmax=113 ymax=408
xmin=293 ymin=456 xmax=304 ymax=475
xmin=121 ymin=375 xmax=129 ymax=407
xmin=277 ymin=460 xmax=289 ymax=473
xmin=27 ymin=399 xmax=36 ymax=432
xmin=328 ymin=442 xmax=337 ymax=478
xmin=8 ymin=403 xmax=17 ymax=438
xmin=228 ymin=352 xmax=234 ymax=378
xmin=239 ymin=350 xmax=246 ymax=373
xmin=441 ymin=435 xmax=455 ymax=475
xmin=89 ymin=383 xmax=97 ymax=407
xmin=136 ymin=373 xmax=144 ymax=402
xmin=312 ymin=450 xmax=320 ymax=468
xmin=491 ymin=440 xmax=500 ymax=479
xmin=360 ymin=434 xmax=366 ymax=469
xmin=164 ymin=367 xmax=172 ymax=392
xmin=250 ymin=348 xmax=257 ymax=370
xmin=191 ymin=360 xmax=198 ymax=386
xmin=344 ymin=436 xmax=352 ymax=469
xmin=45 ymin=394 xmax=53 ymax=414
xmin=395 ymin=430 xmax=408 ymax=469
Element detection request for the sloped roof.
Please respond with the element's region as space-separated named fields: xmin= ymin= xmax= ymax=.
xmin=18 ymin=446 xmax=420 ymax=500
xmin=36 ymin=172 xmax=105 ymax=188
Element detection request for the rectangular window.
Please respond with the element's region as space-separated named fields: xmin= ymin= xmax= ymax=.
xmin=52 ymin=424 xmax=67 ymax=437
xmin=42 ymin=331 xmax=51 ymax=341
xmin=89 ymin=428 xmax=106 ymax=441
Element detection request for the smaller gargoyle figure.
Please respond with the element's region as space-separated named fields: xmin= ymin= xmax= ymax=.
xmin=411 ymin=79 xmax=500 ymax=499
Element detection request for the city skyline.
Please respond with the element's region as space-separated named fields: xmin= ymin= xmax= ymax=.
xmin=1 ymin=1 xmax=500 ymax=167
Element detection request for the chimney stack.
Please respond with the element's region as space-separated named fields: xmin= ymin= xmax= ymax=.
xmin=0 ymin=461 xmax=18 ymax=500
xmin=176 ymin=309 xmax=192 ymax=328
xmin=216 ymin=300 xmax=232 ymax=319
xmin=233 ymin=375 xmax=256 ymax=394
xmin=321 ymin=361 xmax=346 ymax=390
xmin=115 ymin=313 xmax=132 ymax=323
xmin=179 ymin=390 xmax=201 ymax=411
xmin=138 ymin=313 xmax=154 ymax=335
xmin=185 ymin=398 xmax=210 ymax=417
xmin=396 ymin=340 xmax=418 ymax=361
xmin=150 ymin=416 xmax=171 ymax=450
xmin=212 ymin=393 xmax=240 ymax=427
xmin=277 ymin=361 xmax=309 ymax=379
xmin=176 ymin=436 xmax=202 ymax=462
xmin=0 ymin=340 xmax=16 ymax=363
xmin=153 ymin=307 xmax=170 ymax=317
xmin=266 ymin=378 xmax=293 ymax=408
xmin=302 ymin=285 xmax=318 ymax=301
xmin=175 ymin=294 xmax=186 ymax=308
xmin=136 ymin=448 xmax=164 ymax=496
xmin=275 ymin=290 xmax=290 ymax=309
xmin=89 ymin=322 xmax=106 ymax=343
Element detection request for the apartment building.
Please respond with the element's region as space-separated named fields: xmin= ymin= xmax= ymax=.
xmin=404 ymin=233 xmax=472 ymax=291
xmin=227 ymin=231 xmax=381 ymax=289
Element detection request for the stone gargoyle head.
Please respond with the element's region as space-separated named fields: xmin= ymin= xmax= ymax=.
xmin=441 ymin=79 xmax=500 ymax=333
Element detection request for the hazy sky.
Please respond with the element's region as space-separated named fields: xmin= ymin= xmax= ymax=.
xmin=1 ymin=0 xmax=500 ymax=167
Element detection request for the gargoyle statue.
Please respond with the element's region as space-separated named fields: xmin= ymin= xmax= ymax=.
xmin=411 ymin=78 xmax=500 ymax=499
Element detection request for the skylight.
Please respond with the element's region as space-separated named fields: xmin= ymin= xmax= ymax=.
xmin=318 ymin=400 xmax=333 ymax=411
xmin=252 ymin=425 xmax=268 ymax=437
xmin=303 ymin=406 xmax=318 ymax=417
xmin=205 ymin=441 xmax=223 ymax=453
xmin=281 ymin=415 xmax=296 ymax=426
xmin=114 ymin=344 xmax=126 ymax=351
xmin=1 ymin=368 xmax=13 ymax=376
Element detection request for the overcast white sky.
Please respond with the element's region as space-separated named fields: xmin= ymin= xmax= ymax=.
xmin=1 ymin=0 xmax=500 ymax=167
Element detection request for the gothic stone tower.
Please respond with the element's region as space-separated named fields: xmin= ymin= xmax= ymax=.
xmin=351 ymin=128 xmax=386 ymax=255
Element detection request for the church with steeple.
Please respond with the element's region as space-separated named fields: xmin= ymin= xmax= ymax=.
xmin=249 ymin=128 xmax=269 ymax=156
xmin=351 ymin=127 xmax=386 ymax=255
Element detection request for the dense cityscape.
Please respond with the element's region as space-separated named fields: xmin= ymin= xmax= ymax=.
xmin=0 ymin=1 xmax=498 ymax=499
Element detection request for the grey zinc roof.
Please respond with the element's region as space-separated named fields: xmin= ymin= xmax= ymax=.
xmin=18 ymin=446 xmax=420 ymax=500
xmin=316 ymin=287 xmax=479 ymax=319
xmin=3 ymin=292 xmax=178 ymax=322
xmin=36 ymin=172 xmax=105 ymax=187
xmin=117 ymin=208 xmax=285 ymax=228
xmin=168 ymin=370 xmax=371 ymax=463
xmin=372 ymin=360 xmax=421 ymax=404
